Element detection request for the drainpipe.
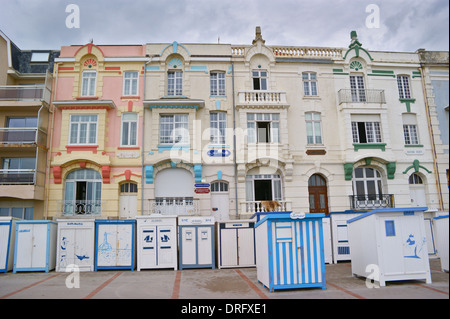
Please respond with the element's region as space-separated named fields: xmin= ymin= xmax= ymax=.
xmin=142 ymin=56 xmax=151 ymax=216
xmin=419 ymin=64 xmax=444 ymax=211
xmin=232 ymin=62 xmax=239 ymax=219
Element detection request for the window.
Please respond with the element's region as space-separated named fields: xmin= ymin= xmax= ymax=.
xmin=305 ymin=112 xmax=322 ymax=144
xmin=352 ymin=167 xmax=383 ymax=200
xmin=302 ymin=72 xmax=318 ymax=96
xmin=211 ymin=181 xmax=228 ymax=192
xmin=159 ymin=114 xmax=189 ymax=144
xmin=2 ymin=157 xmax=35 ymax=170
xmin=30 ymin=52 xmax=49 ymax=62
xmin=246 ymin=174 xmax=283 ymax=202
xmin=350 ymin=75 xmax=366 ymax=102
xmin=210 ymin=72 xmax=226 ymax=96
xmin=81 ymin=71 xmax=97 ymax=97
xmin=7 ymin=117 xmax=38 ymax=128
xmin=69 ymin=115 xmax=98 ymax=145
xmin=64 ymin=169 xmax=102 ymax=215
xmin=121 ymin=113 xmax=138 ymax=146
xmin=247 ymin=113 xmax=280 ymax=143
xmin=385 ymin=220 xmax=396 ymax=237
xmin=352 ymin=121 xmax=382 ymax=143
xmin=1 ymin=158 xmax=36 ymax=184
xmin=120 ymin=182 xmax=138 ymax=194
xmin=403 ymin=125 xmax=419 ymax=145
xmin=167 ymin=71 xmax=183 ymax=96
xmin=402 ymin=113 xmax=419 ymax=145
xmin=252 ymin=70 xmax=268 ymax=90
xmin=0 ymin=207 xmax=33 ymax=220
xmin=123 ymin=71 xmax=139 ymax=96
xmin=210 ymin=112 xmax=226 ymax=144
xmin=409 ymin=173 xmax=423 ymax=185
xmin=397 ymin=75 xmax=411 ymax=99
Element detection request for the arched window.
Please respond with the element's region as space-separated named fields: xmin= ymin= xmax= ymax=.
xmin=120 ymin=182 xmax=138 ymax=194
xmin=409 ymin=173 xmax=423 ymax=185
xmin=211 ymin=181 xmax=228 ymax=192
xmin=352 ymin=167 xmax=383 ymax=200
xmin=64 ymin=169 xmax=102 ymax=215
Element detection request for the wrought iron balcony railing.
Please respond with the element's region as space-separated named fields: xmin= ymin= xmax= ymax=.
xmin=60 ymin=200 xmax=104 ymax=216
xmin=338 ymin=89 xmax=386 ymax=104
xmin=349 ymin=194 xmax=394 ymax=210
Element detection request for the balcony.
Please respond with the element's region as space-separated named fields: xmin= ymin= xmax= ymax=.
xmin=237 ymin=90 xmax=288 ymax=108
xmin=59 ymin=200 xmax=104 ymax=216
xmin=349 ymin=194 xmax=394 ymax=210
xmin=240 ymin=200 xmax=292 ymax=215
xmin=0 ymin=84 xmax=51 ymax=104
xmin=147 ymin=198 xmax=199 ymax=216
xmin=338 ymin=89 xmax=386 ymax=105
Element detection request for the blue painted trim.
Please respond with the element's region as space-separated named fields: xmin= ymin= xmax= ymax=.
xmin=318 ymin=219 xmax=327 ymax=289
xmin=194 ymin=164 xmax=202 ymax=183
xmin=45 ymin=223 xmax=50 ymax=272
xmin=145 ymin=165 xmax=153 ymax=184
xmin=433 ymin=215 xmax=449 ymax=220
xmin=0 ymin=220 xmax=12 ymax=272
xmin=157 ymin=144 xmax=190 ymax=153
xmin=255 ymin=212 xmax=325 ymax=228
xmin=160 ymin=41 xmax=191 ymax=56
xmin=347 ymin=207 xmax=428 ymax=224
xmin=189 ymin=66 xmax=208 ymax=73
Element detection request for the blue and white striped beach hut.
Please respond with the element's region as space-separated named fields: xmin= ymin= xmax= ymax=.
xmin=255 ymin=212 xmax=327 ymax=292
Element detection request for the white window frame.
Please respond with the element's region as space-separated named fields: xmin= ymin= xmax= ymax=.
xmin=397 ymin=75 xmax=411 ymax=99
xmin=81 ymin=71 xmax=97 ymax=97
xmin=69 ymin=114 xmax=98 ymax=145
xmin=252 ymin=70 xmax=268 ymax=90
xmin=210 ymin=72 xmax=226 ymax=96
xmin=302 ymin=72 xmax=318 ymax=96
xmin=350 ymin=75 xmax=366 ymax=102
xmin=123 ymin=71 xmax=139 ymax=96
xmin=159 ymin=114 xmax=189 ymax=144
xmin=247 ymin=113 xmax=280 ymax=143
xmin=210 ymin=112 xmax=227 ymax=145
xmin=211 ymin=181 xmax=229 ymax=193
xmin=167 ymin=71 xmax=183 ymax=96
xmin=245 ymin=174 xmax=283 ymax=202
xmin=351 ymin=121 xmax=382 ymax=143
xmin=305 ymin=112 xmax=323 ymax=144
xmin=352 ymin=167 xmax=384 ymax=198
xmin=403 ymin=124 xmax=419 ymax=145
xmin=120 ymin=113 xmax=138 ymax=147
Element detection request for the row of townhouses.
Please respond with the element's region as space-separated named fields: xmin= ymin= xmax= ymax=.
xmin=0 ymin=27 xmax=448 ymax=221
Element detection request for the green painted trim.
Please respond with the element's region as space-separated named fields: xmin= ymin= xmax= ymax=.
xmin=399 ymin=98 xmax=416 ymax=112
xmin=402 ymin=159 xmax=432 ymax=174
xmin=343 ymin=46 xmax=374 ymax=61
xmin=333 ymin=68 xmax=344 ymax=73
xmin=334 ymin=73 xmax=350 ymax=75
xmin=404 ymin=144 xmax=424 ymax=148
xmin=353 ymin=143 xmax=386 ymax=151
xmin=368 ymin=73 xmax=396 ymax=77
xmin=344 ymin=163 xmax=353 ymax=181
xmin=412 ymin=71 xmax=422 ymax=78
xmin=386 ymin=162 xmax=396 ymax=180
xmin=372 ymin=70 xmax=395 ymax=74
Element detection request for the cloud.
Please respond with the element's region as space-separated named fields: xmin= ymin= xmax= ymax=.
xmin=0 ymin=0 xmax=447 ymax=51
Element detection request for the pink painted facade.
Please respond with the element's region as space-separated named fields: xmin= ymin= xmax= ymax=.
xmin=47 ymin=43 xmax=148 ymax=218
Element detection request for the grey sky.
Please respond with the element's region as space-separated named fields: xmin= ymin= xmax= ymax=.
xmin=0 ymin=0 xmax=448 ymax=52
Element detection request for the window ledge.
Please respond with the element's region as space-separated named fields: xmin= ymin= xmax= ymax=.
xmin=404 ymin=144 xmax=423 ymax=148
xmin=302 ymin=96 xmax=321 ymax=100
xmin=353 ymin=143 xmax=386 ymax=151
xmin=66 ymin=145 xmax=99 ymax=154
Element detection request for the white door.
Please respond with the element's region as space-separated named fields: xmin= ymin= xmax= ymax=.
xmin=197 ymin=226 xmax=212 ymax=265
xmin=211 ymin=193 xmax=229 ymax=221
xmin=237 ymin=228 xmax=255 ymax=266
xmin=117 ymin=224 xmax=133 ymax=266
xmin=220 ymin=229 xmax=238 ymax=267
xmin=0 ymin=223 xmax=10 ymax=269
xmin=97 ymin=224 xmax=118 ymax=267
xmin=59 ymin=227 xmax=94 ymax=271
xmin=409 ymin=186 xmax=426 ymax=207
xmin=140 ymin=226 xmax=157 ymax=268
xmin=158 ymin=226 xmax=175 ymax=267
xmin=16 ymin=224 xmax=47 ymax=269
xmin=181 ymin=227 xmax=197 ymax=265
xmin=119 ymin=182 xmax=138 ymax=218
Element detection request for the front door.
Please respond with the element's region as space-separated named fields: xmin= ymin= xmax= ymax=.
xmin=308 ymin=174 xmax=329 ymax=214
